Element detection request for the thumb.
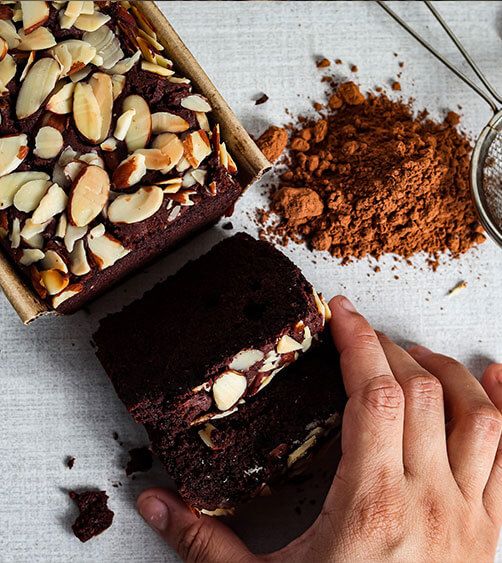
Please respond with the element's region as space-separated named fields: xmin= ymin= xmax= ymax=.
xmin=137 ymin=488 xmax=255 ymax=563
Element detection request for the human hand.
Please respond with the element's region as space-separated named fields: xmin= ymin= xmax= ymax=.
xmin=137 ymin=295 xmax=502 ymax=562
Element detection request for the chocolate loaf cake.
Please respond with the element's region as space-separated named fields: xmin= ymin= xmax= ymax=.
xmin=94 ymin=233 xmax=332 ymax=431
xmin=146 ymin=338 xmax=346 ymax=512
xmin=0 ymin=1 xmax=242 ymax=313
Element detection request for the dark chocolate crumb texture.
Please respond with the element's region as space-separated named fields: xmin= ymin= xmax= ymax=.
xmin=94 ymin=233 xmax=331 ymax=430
xmin=147 ymin=337 xmax=346 ymax=512
xmin=69 ymin=490 xmax=114 ymax=542
xmin=0 ymin=1 xmax=241 ymax=313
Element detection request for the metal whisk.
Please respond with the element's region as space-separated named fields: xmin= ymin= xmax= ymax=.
xmin=378 ymin=0 xmax=502 ymax=248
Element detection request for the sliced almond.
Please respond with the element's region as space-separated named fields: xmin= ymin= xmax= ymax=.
xmin=34 ymin=126 xmax=63 ymax=160
xmin=19 ymin=248 xmax=45 ymax=267
xmin=134 ymin=148 xmax=171 ymax=171
xmin=276 ymin=334 xmax=303 ymax=354
xmin=73 ymin=82 xmax=102 ymax=143
xmin=130 ymin=5 xmax=156 ymax=38
xmin=152 ymin=133 xmax=184 ymax=172
xmin=68 ymin=238 xmax=89 ymax=276
xmin=0 ymin=134 xmax=29 ymax=178
xmin=140 ymin=60 xmax=174 ymax=77
xmin=83 ymin=26 xmax=124 ymax=70
xmin=88 ymin=223 xmax=105 ymax=239
xmin=0 ymin=20 xmax=20 ymax=49
xmin=122 ymin=95 xmax=151 ymax=152
xmin=23 ymin=233 xmax=43 ymax=249
xmin=198 ymin=423 xmax=217 ymax=450
xmin=39 ymin=268 xmax=69 ymax=295
xmin=182 ymin=172 xmax=196 ymax=188
xmin=136 ymin=35 xmax=155 ymax=63
xmin=196 ymin=111 xmax=210 ymax=132
xmin=13 ymin=178 xmax=51 ymax=212
xmin=111 ymin=73 xmax=125 ymax=100
xmin=114 ymin=108 xmax=135 ymax=141
xmin=79 ymin=1 xmax=93 ymax=14
xmin=0 ymin=37 xmax=7 ymax=62
xmin=55 ymin=213 xmax=67 ymax=239
xmin=191 ymin=169 xmax=207 ymax=186
xmin=20 ymin=1 xmax=49 ymax=34
xmin=219 ymin=142 xmax=237 ymax=173
xmin=31 ymin=183 xmax=68 ymax=224
xmin=155 ymin=54 xmax=173 ymax=69
xmin=20 ymin=217 xmax=50 ymax=241
xmin=100 ymin=137 xmax=117 ymax=152
xmin=0 ymin=54 xmax=16 ymax=89
xmin=287 ymin=431 xmax=322 ymax=468
xmin=167 ymin=189 xmax=196 ymax=207
xmin=19 ymin=50 xmax=36 ymax=81
xmin=69 ymin=165 xmax=110 ymax=227
xmin=159 ymin=177 xmax=182 ymax=193
xmin=69 ymin=66 xmax=91 ymax=83
xmin=64 ymin=222 xmax=87 ymax=252
xmin=59 ymin=0 xmax=84 ymax=29
xmin=89 ymin=72 xmax=113 ymax=143
xmin=151 ymin=112 xmax=189 ymax=134
xmin=212 ymin=370 xmax=247 ymax=412
xmin=46 ymin=81 xmax=75 ymax=114
xmin=302 ymin=326 xmax=313 ymax=352
xmin=9 ymin=217 xmax=20 ymax=248
xmin=183 ymin=130 xmax=211 ymax=169
xmin=40 ymin=249 xmax=68 ymax=273
xmin=229 ymin=349 xmax=265 ymax=371
xmin=106 ymin=49 xmax=140 ymax=74
xmin=78 ymin=152 xmax=104 ymax=168
xmin=52 ymin=283 xmax=83 ymax=308
xmin=52 ymin=40 xmax=96 ymax=77
xmin=169 ymin=76 xmax=191 ymax=85
xmin=18 ymin=26 xmax=55 ymax=50
xmin=181 ymin=94 xmax=211 ymax=113
xmin=112 ymin=153 xmax=146 ymax=189
xmin=63 ymin=161 xmax=85 ymax=183
xmin=137 ymin=28 xmax=163 ymax=52
xmin=108 ymin=186 xmax=163 ymax=224
xmin=74 ymin=11 xmax=110 ymax=32
xmin=87 ymin=231 xmax=129 ymax=270
xmin=16 ymin=57 xmax=60 ymax=119
xmin=176 ymin=157 xmax=191 ymax=173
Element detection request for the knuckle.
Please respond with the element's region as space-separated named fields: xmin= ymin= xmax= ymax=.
xmin=421 ymin=493 xmax=447 ymax=544
xmin=359 ymin=376 xmax=404 ymax=420
xmin=434 ymin=354 xmax=462 ymax=371
xmin=177 ymin=521 xmax=212 ymax=563
xmin=466 ymin=403 xmax=502 ymax=435
xmin=403 ymin=373 xmax=443 ymax=406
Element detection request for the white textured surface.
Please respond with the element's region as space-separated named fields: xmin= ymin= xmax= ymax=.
xmin=1 ymin=1 xmax=501 ymax=561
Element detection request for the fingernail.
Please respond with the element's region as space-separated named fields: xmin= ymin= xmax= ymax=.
xmin=340 ymin=296 xmax=357 ymax=312
xmin=409 ymin=344 xmax=432 ymax=357
xmin=138 ymin=496 xmax=169 ymax=532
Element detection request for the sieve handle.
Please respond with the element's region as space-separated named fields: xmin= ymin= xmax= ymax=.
xmin=377 ymin=0 xmax=500 ymax=113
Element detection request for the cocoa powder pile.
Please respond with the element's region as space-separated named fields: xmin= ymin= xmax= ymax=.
xmin=257 ymin=82 xmax=485 ymax=266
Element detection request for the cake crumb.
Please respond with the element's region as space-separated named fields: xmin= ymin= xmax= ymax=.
xmin=69 ymin=490 xmax=114 ymax=543
xmin=392 ymin=81 xmax=401 ymax=91
xmin=255 ymin=93 xmax=269 ymax=105
xmin=66 ymin=456 xmax=75 ymax=470
xmin=126 ymin=447 xmax=153 ymax=476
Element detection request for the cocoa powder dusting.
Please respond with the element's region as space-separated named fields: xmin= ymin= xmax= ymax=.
xmin=261 ymin=81 xmax=485 ymax=265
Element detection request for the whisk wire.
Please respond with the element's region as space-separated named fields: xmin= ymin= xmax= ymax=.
xmin=377 ymin=0 xmax=499 ymax=113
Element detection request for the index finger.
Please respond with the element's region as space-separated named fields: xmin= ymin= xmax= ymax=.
xmin=329 ymin=295 xmax=396 ymax=396
xmin=328 ymin=296 xmax=404 ymax=479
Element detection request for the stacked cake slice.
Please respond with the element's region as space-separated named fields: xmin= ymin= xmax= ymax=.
xmin=94 ymin=233 xmax=345 ymax=512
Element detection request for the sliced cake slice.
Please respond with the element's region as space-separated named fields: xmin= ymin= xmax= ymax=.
xmin=94 ymin=233 xmax=331 ymax=432
xmin=146 ymin=337 xmax=346 ymax=512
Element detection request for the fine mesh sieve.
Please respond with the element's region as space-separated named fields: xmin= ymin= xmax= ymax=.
xmin=378 ymin=0 xmax=502 ymax=248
